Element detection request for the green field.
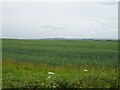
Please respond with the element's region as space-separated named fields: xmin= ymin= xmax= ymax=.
xmin=2 ymin=39 xmax=119 ymax=88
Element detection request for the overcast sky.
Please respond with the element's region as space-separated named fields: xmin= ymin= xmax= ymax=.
xmin=2 ymin=2 xmax=118 ymax=39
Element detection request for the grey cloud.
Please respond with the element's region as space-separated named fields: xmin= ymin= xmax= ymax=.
xmin=2 ymin=2 xmax=118 ymax=39
xmin=97 ymin=2 xmax=118 ymax=5
xmin=42 ymin=25 xmax=62 ymax=30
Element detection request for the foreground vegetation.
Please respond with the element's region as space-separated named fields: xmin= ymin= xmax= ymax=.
xmin=2 ymin=59 xmax=119 ymax=88
xmin=2 ymin=39 xmax=119 ymax=88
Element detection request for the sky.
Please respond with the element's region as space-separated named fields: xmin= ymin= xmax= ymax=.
xmin=2 ymin=2 xmax=118 ymax=39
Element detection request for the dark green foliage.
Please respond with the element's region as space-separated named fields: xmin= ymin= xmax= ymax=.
xmin=2 ymin=39 xmax=118 ymax=67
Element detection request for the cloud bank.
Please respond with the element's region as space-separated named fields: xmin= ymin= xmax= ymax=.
xmin=2 ymin=2 xmax=118 ymax=39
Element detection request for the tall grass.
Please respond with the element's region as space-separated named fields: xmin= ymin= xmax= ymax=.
xmin=2 ymin=59 xmax=119 ymax=88
xmin=2 ymin=39 xmax=119 ymax=88
xmin=2 ymin=39 xmax=118 ymax=67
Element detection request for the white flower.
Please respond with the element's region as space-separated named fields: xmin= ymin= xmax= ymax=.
xmin=84 ymin=69 xmax=88 ymax=72
xmin=48 ymin=72 xmax=55 ymax=75
xmin=48 ymin=76 xmax=51 ymax=79
xmin=53 ymin=86 xmax=56 ymax=88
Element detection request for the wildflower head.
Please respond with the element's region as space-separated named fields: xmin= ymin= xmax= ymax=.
xmin=53 ymin=86 xmax=56 ymax=88
xmin=48 ymin=76 xmax=51 ymax=79
xmin=84 ymin=69 xmax=88 ymax=72
xmin=48 ymin=72 xmax=55 ymax=75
